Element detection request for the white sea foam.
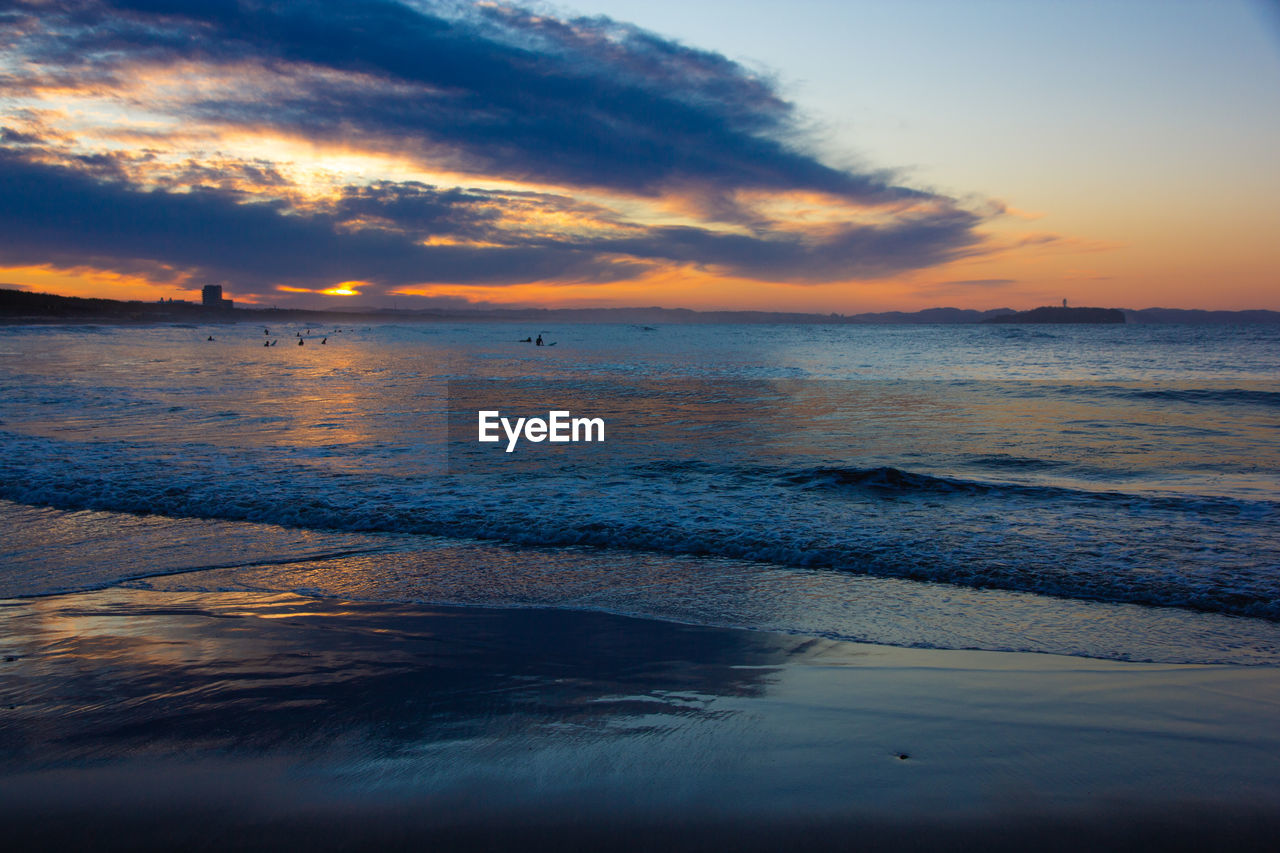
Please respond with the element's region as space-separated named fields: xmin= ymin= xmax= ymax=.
xmin=5 ymin=500 xmax=1280 ymax=667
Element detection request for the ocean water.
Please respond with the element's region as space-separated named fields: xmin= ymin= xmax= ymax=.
xmin=1 ymin=321 xmax=1278 ymax=664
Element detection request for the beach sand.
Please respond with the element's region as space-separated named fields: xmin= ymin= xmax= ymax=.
xmin=3 ymin=585 xmax=1280 ymax=850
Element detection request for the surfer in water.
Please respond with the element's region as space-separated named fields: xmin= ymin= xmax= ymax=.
xmin=536 ymin=334 xmax=543 ymax=346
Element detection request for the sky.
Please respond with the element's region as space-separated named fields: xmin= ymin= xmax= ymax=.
xmin=1 ymin=0 xmax=1276 ymax=312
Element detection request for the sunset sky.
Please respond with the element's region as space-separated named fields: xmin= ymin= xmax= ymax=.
xmin=1 ymin=0 xmax=1276 ymax=312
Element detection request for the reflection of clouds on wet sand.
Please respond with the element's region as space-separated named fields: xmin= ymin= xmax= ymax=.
xmin=4 ymin=586 xmax=1280 ymax=849
xmin=0 ymin=589 xmax=787 ymax=768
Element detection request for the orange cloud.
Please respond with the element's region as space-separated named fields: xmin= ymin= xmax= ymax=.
xmin=0 ymin=264 xmax=199 ymax=302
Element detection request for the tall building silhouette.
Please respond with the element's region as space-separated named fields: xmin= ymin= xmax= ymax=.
xmin=202 ymin=285 xmax=234 ymax=310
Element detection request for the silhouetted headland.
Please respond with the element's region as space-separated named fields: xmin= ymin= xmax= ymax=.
xmin=982 ymin=306 xmax=1126 ymax=325
xmin=3 ymin=287 xmax=1276 ymax=326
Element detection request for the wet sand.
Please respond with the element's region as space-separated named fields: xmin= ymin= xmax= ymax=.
xmin=3 ymin=587 xmax=1280 ymax=851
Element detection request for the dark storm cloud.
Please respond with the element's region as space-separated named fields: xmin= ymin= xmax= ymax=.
xmin=0 ymin=148 xmax=980 ymax=287
xmin=0 ymin=128 xmax=42 ymax=144
xmin=174 ymin=159 xmax=291 ymax=191
xmin=332 ymin=182 xmax=504 ymax=234
xmin=595 ymin=215 xmax=985 ymax=282
xmin=0 ymin=1 xmax=992 ymax=290
xmin=0 ymin=150 xmax=644 ymax=286
xmin=3 ymin=0 xmax=925 ymax=203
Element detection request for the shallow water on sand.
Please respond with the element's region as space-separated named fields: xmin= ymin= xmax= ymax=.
xmin=4 ymin=588 xmax=1280 ymax=835
xmin=4 ymin=499 xmax=1280 ymax=666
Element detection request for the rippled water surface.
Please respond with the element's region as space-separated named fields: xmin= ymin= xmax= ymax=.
xmin=1 ymin=321 xmax=1277 ymax=662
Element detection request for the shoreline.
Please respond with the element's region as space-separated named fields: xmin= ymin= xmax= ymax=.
xmin=5 ymin=289 xmax=1280 ymax=326
xmin=4 ymin=499 xmax=1280 ymax=668
xmin=4 ymin=585 xmax=1280 ymax=849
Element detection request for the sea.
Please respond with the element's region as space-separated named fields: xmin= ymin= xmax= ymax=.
xmin=1 ymin=320 xmax=1277 ymax=665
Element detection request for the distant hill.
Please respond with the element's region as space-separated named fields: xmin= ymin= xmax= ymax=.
xmin=0 ymin=288 xmax=1014 ymax=325
xmin=2 ymin=287 xmax=1277 ymax=325
xmin=465 ymin=306 xmax=1019 ymax=324
xmin=1123 ymin=307 xmax=1280 ymax=324
xmin=846 ymin=307 xmax=1016 ymax=324
xmin=0 ymin=287 xmax=211 ymax=322
xmin=0 ymin=287 xmax=447 ymax=325
xmin=983 ymin=306 xmax=1125 ymax=325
